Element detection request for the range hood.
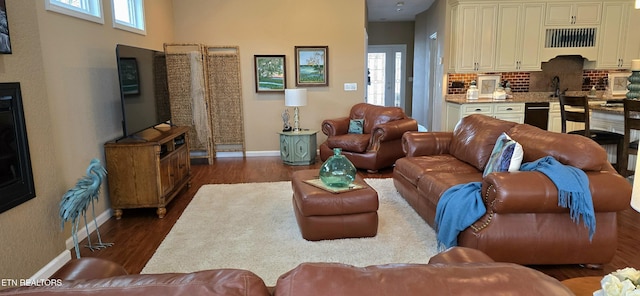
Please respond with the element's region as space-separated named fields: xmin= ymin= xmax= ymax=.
xmin=540 ymin=27 xmax=598 ymax=62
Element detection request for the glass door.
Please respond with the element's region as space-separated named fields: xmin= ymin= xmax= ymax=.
xmin=366 ymin=45 xmax=406 ymax=108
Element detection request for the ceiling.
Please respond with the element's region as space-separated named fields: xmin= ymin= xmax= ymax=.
xmin=367 ymin=0 xmax=434 ymax=22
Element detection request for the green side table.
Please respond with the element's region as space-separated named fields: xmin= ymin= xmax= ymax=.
xmin=278 ymin=130 xmax=318 ymax=165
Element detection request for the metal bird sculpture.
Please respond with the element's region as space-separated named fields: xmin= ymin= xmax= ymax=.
xmin=59 ymin=158 xmax=113 ymax=258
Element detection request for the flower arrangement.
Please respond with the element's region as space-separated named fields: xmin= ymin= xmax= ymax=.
xmin=594 ymin=267 xmax=640 ymax=296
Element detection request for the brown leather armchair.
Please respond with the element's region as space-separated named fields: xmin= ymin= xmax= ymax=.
xmin=319 ymin=103 xmax=417 ymax=172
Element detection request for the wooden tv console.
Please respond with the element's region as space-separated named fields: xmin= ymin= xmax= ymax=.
xmin=104 ymin=126 xmax=191 ymax=219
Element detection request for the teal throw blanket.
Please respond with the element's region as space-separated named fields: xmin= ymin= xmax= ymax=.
xmin=520 ymin=156 xmax=595 ymax=240
xmin=435 ymin=156 xmax=595 ymax=250
xmin=435 ymin=182 xmax=485 ymax=251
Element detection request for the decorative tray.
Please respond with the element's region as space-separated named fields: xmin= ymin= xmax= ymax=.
xmin=303 ymin=178 xmax=366 ymax=194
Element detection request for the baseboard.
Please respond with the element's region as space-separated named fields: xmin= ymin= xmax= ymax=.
xmin=31 ymin=208 xmax=112 ymax=280
xmin=65 ymin=208 xmax=113 ymax=250
xmin=215 ymin=150 xmax=281 ymax=158
xmin=244 ymin=150 xmax=280 ymax=157
xmin=29 ymin=250 xmax=71 ymax=280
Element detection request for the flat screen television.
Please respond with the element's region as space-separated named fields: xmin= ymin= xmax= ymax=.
xmin=115 ymin=44 xmax=171 ymax=138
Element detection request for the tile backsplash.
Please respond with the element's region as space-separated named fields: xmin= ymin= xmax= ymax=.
xmin=448 ymin=56 xmax=624 ymax=95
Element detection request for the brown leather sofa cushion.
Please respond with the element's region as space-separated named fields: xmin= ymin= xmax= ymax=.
xmin=274 ymin=262 xmax=574 ymax=296
xmin=350 ymin=103 xmax=406 ymax=134
xmin=394 ymin=155 xmax=479 ymax=186
xmin=50 ymin=258 xmax=128 ymax=281
xmin=326 ymin=133 xmax=370 ymax=153
xmin=428 ymin=247 xmax=495 ymax=264
xmin=507 ymin=123 xmax=613 ymax=171
xmin=449 ymin=114 xmax=517 ymax=171
xmin=1 ymin=269 xmax=271 ymax=296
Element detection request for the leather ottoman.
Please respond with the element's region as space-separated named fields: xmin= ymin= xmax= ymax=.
xmin=291 ymin=169 xmax=379 ymax=241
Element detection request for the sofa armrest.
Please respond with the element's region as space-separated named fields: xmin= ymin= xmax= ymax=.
xmin=7 ymin=269 xmax=271 ymax=296
xmin=428 ymin=247 xmax=495 ymax=264
xmin=51 ymin=258 xmax=128 ymax=281
xmin=322 ymin=117 xmax=350 ymax=137
xmin=482 ymin=171 xmax=632 ymax=214
xmin=368 ymin=118 xmax=418 ymax=151
xmin=401 ymin=131 xmax=453 ymax=157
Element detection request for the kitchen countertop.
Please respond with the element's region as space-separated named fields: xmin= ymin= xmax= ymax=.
xmin=446 ymin=91 xmax=628 ymax=115
xmin=445 ymin=91 xmax=618 ymax=104
xmin=590 ymin=102 xmax=624 ymax=115
xmin=445 ymin=92 xmax=557 ymax=104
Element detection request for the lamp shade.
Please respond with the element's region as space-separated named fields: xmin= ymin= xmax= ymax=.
xmin=285 ymin=89 xmax=308 ymax=107
xmin=632 ymin=158 xmax=640 ymax=212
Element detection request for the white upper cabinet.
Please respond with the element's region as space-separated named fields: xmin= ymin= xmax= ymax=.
xmin=448 ymin=0 xmax=636 ymax=73
xmin=495 ymin=3 xmax=545 ymax=71
xmin=596 ymin=1 xmax=640 ymax=69
xmin=454 ymin=4 xmax=497 ymax=73
xmin=545 ymin=2 xmax=601 ymax=26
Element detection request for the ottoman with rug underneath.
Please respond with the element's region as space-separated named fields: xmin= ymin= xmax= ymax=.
xmin=291 ymin=169 xmax=379 ymax=241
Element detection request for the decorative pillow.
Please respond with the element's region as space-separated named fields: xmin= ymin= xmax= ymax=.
xmin=449 ymin=114 xmax=518 ymax=171
xmin=482 ymin=132 xmax=524 ymax=177
xmin=348 ymin=119 xmax=364 ymax=134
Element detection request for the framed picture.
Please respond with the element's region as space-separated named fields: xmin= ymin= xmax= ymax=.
xmin=0 ymin=0 xmax=11 ymax=54
xmin=254 ymin=55 xmax=286 ymax=92
xmin=477 ymin=74 xmax=501 ymax=98
xmin=118 ymin=58 xmax=139 ymax=95
xmin=295 ymin=46 xmax=328 ymax=86
xmin=609 ymin=72 xmax=630 ymax=96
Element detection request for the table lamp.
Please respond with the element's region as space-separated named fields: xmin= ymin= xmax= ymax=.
xmin=285 ymin=89 xmax=307 ymax=132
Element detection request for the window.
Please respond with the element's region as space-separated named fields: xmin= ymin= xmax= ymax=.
xmin=45 ymin=0 xmax=104 ymax=24
xmin=112 ymin=0 xmax=145 ymax=35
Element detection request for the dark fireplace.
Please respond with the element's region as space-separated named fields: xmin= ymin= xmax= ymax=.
xmin=0 ymin=82 xmax=34 ymax=213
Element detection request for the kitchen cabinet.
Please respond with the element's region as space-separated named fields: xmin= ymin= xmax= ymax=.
xmin=448 ymin=5 xmax=458 ymax=73
xmin=495 ymin=3 xmax=545 ymax=71
xmin=545 ymin=2 xmax=601 ymax=26
xmin=596 ymin=1 xmax=640 ymax=69
xmin=453 ymin=4 xmax=497 ymax=73
xmin=445 ymin=102 xmax=524 ymax=131
xmin=591 ymin=109 xmax=636 ymax=170
xmin=547 ymin=102 xmax=563 ymax=133
xmin=548 ymin=102 xmax=585 ymax=133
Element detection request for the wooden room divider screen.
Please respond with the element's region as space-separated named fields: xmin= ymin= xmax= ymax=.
xmin=206 ymin=46 xmax=245 ymax=154
xmin=164 ymin=43 xmax=245 ymax=164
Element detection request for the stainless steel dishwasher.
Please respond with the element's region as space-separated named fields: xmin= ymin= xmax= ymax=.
xmin=524 ymin=102 xmax=550 ymax=130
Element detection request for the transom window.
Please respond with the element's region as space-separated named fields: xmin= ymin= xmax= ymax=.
xmin=112 ymin=0 xmax=146 ymax=35
xmin=45 ymin=0 xmax=104 ymax=24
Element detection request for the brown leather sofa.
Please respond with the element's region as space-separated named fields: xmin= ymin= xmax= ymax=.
xmin=0 ymin=247 xmax=575 ymax=295
xmin=393 ymin=114 xmax=633 ymax=266
xmin=319 ymin=103 xmax=418 ymax=172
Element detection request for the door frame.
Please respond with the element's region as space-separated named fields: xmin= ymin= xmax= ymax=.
xmin=366 ymin=44 xmax=407 ymax=109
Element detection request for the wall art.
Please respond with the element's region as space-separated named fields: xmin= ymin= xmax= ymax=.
xmin=295 ymin=46 xmax=328 ymax=86
xmin=254 ymin=55 xmax=286 ymax=92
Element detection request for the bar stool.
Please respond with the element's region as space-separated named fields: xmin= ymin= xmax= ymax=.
xmin=620 ymin=99 xmax=640 ymax=177
xmin=559 ymin=94 xmax=624 ymax=173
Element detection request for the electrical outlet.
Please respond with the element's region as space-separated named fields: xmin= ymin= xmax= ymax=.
xmin=344 ymin=83 xmax=357 ymax=91
xmin=451 ymin=81 xmax=465 ymax=88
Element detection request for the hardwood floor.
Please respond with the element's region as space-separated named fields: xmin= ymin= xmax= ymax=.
xmin=78 ymin=156 xmax=640 ymax=281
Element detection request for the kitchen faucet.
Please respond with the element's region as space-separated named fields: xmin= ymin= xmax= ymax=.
xmin=550 ymin=76 xmax=560 ymax=97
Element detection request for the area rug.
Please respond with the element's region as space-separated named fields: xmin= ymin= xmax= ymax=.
xmin=141 ymin=178 xmax=438 ymax=286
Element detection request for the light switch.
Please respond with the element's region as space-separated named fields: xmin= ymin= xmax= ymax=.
xmin=344 ymin=83 xmax=357 ymax=91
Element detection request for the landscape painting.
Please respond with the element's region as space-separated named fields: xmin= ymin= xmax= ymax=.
xmin=295 ymin=46 xmax=328 ymax=86
xmin=0 ymin=0 xmax=11 ymax=54
xmin=254 ymin=55 xmax=286 ymax=92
